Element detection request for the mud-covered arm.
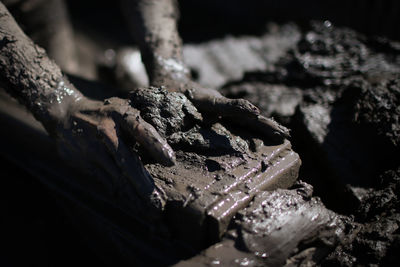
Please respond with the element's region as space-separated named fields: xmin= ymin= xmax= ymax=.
xmin=122 ymin=0 xmax=290 ymax=140
xmin=121 ymin=0 xmax=190 ymax=89
xmin=0 ymin=1 xmax=81 ymax=136
xmin=3 ymin=0 xmax=77 ymax=73
xmin=0 ymin=2 xmax=175 ymax=167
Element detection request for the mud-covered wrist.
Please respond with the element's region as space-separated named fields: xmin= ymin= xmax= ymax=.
xmin=40 ymin=77 xmax=85 ymax=136
xmin=0 ymin=4 xmax=85 ymax=137
xmin=147 ymin=53 xmax=192 ymax=91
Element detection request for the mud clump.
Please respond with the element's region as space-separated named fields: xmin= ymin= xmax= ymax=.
xmin=130 ymin=86 xmax=249 ymax=155
xmin=325 ymin=167 xmax=400 ymax=266
xmin=129 ymin=86 xmax=202 ymax=137
xmin=353 ymin=78 xmax=400 ymax=149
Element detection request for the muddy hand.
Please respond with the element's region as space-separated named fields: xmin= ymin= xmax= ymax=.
xmin=57 ymin=97 xmax=176 ymax=171
xmin=184 ymin=84 xmax=290 ymax=141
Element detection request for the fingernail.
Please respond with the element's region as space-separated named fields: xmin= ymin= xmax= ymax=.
xmin=159 ymin=143 xmax=176 ymax=166
xmin=259 ymin=115 xmax=291 ymax=139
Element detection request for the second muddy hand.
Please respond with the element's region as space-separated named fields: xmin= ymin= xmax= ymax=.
xmin=122 ymin=0 xmax=290 ymax=141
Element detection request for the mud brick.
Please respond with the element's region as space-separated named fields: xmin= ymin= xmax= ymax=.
xmin=147 ymin=137 xmax=301 ymax=248
xmin=175 ymin=185 xmax=345 ymax=267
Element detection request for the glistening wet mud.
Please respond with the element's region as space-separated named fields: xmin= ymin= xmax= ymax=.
xmin=2 ymin=2 xmax=400 ymax=265
xmin=128 ymin=86 xmax=300 ymax=251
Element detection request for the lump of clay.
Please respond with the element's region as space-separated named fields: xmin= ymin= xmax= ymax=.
xmin=129 ymin=87 xmax=248 ymax=155
xmin=167 ymin=123 xmax=249 ymax=155
xmin=129 ymin=86 xmax=202 ymax=137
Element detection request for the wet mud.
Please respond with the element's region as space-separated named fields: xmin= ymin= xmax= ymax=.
xmin=128 ymin=86 xmax=300 ymax=249
xmin=175 ymin=181 xmax=347 ymax=266
xmin=2 ymin=2 xmax=400 ymax=265
xmin=0 ymin=82 xmax=301 ymax=265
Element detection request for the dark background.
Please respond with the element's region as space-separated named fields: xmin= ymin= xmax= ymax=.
xmin=67 ymin=0 xmax=400 ymax=44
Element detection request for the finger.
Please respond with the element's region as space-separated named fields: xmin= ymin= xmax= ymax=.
xmin=186 ymin=88 xmax=260 ymax=117
xmin=231 ymin=114 xmax=291 ymax=141
xmin=97 ymin=118 xmax=156 ymax=197
xmin=120 ymin=109 xmax=176 ymax=166
xmin=101 ymin=98 xmax=176 ymax=166
xmin=213 ymin=97 xmax=260 ymax=117
xmin=257 ymin=115 xmax=291 ymax=139
xmin=185 ymin=88 xmax=289 ymax=140
xmin=58 ymin=117 xmax=121 ymax=184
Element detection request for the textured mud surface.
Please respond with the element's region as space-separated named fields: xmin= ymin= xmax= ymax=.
xmin=2 ymin=2 xmax=400 ymax=265
xmin=176 ymin=181 xmax=347 ymax=267
xmin=130 ymin=87 xmax=202 ymax=138
xmin=130 ymin=87 xmax=248 ymax=154
xmin=220 ymin=21 xmax=400 ymax=266
xmin=128 ymin=86 xmax=300 ymax=249
xmin=324 ymin=167 xmax=400 ymax=266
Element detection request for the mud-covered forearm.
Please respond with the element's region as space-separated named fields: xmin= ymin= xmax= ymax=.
xmin=121 ymin=1 xmax=289 ymax=140
xmin=121 ymin=0 xmax=190 ymax=89
xmin=4 ymin=0 xmax=77 ymax=73
xmin=0 ymin=2 xmax=83 ymax=135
